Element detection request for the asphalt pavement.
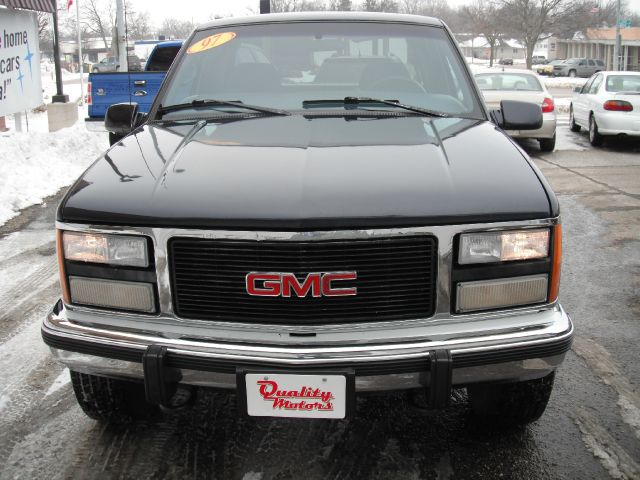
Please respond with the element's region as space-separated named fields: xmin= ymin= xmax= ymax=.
xmin=0 ymin=121 xmax=639 ymax=480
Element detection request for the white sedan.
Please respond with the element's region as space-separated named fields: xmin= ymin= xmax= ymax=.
xmin=570 ymin=71 xmax=640 ymax=146
xmin=475 ymin=70 xmax=557 ymax=152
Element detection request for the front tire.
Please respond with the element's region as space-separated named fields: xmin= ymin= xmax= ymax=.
xmin=568 ymin=69 xmax=577 ymax=78
xmin=468 ymin=371 xmax=555 ymax=427
xmin=589 ymin=114 xmax=604 ymax=147
xmin=539 ymin=134 xmax=556 ymax=152
xmin=569 ymin=107 xmax=581 ymax=132
xmin=71 ymin=371 xmax=157 ymax=423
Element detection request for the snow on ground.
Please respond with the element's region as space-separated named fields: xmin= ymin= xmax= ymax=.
xmin=0 ymin=108 xmax=108 ymax=226
xmin=543 ymin=76 xmax=587 ymax=89
xmin=555 ymin=97 xmax=571 ymax=113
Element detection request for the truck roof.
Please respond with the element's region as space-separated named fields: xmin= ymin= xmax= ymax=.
xmin=197 ymin=11 xmax=443 ymax=31
xmin=155 ymin=40 xmax=184 ymax=47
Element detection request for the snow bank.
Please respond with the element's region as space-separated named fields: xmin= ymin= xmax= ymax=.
xmin=0 ymin=115 xmax=108 ymax=226
xmin=543 ymin=76 xmax=587 ymax=89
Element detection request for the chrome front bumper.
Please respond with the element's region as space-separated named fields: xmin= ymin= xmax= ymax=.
xmin=43 ymin=301 xmax=573 ymax=392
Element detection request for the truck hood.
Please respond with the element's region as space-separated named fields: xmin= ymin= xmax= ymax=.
xmin=59 ymin=115 xmax=553 ymax=229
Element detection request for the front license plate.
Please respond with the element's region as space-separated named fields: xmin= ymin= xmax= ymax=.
xmin=244 ymin=373 xmax=347 ymax=419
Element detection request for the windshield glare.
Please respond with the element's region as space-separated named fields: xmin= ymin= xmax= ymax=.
xmin=159 ymin=22 xmax=482 ymax=118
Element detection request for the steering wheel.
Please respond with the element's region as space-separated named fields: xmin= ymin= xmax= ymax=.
xmin=366 ymin=76 xmax=426 ymax=93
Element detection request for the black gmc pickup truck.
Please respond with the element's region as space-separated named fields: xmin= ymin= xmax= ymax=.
xmin=43 ymin=12 xmax=573 ymax=426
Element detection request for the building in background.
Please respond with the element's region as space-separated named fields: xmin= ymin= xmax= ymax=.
xmin=558 ymin=27 xmax=640 ymax=71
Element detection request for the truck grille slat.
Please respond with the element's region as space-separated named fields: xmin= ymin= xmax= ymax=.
xmin=170 ymin=237 xmax=437 ymax=324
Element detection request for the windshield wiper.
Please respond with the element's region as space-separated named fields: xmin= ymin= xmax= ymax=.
xmin=157 ymin=99 xmax=291 ymax=117
xmin=302 ymin=97 xmax=450 ymax=118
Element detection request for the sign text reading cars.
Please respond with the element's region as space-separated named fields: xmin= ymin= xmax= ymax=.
xmin=0 ymin=9 xmax=43 ymax=116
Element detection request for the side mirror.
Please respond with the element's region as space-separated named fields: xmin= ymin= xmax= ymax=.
xmin=492 ymin=100 xmax=543 ymax=131
xmin=105 ymin=103 xmax=138 ymax=136
xmin=573 ymin=86 xmax=582 ymax=93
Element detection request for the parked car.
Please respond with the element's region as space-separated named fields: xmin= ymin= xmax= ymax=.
xmin=44 ymin=12 xmax=572 ymax=428
xmin=570 ymin=71 xmax=640 ymax=146
xmin=553 ymin=58 xmax=604 ymax=78
xmin=476 ymin=70 xmax=557 ymax=151
xmin=498 ymin=58 xmax=513 ymax=65
xmin=91 ymin=55 xmax=144 ymax=73
xmin=532 ymin=56 xmax=547 ymax=65
xmin=535 ymin=59 xmax=564 ymax=76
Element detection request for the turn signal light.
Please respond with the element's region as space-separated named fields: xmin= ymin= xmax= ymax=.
xmin=541 ymin=97 xmax=555 ymax=113
xmin=603 ymin=100 xmax=633 ymax=112
xmin=56 ymin=230 xmax=71 ymax=304
xmin=548 ymin=224 xmax=562 ymax=303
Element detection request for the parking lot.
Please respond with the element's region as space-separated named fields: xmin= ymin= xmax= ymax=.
xmin=0 ymin=106 xmax=638 ymax=480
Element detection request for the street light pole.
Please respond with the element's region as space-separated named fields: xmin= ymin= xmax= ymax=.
xmin=52 ymin=0 xmax=69 ymax=103
xmin=613 ymin=0 xmax=621 ymax=71
xmin=76 ymin=0 xmax=84 ymax=105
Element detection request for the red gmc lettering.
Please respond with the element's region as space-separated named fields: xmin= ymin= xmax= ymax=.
xmin=282 ymin=274 xmax=321 ymax=297
xmin=246 ymin=273 xmax=281 ymax=296
xmin=246 ymin=272 xmax=357 ymax=297
xmin=322 ymin=272 xmax=358 ymax=296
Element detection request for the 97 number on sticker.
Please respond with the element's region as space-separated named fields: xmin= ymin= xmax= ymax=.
xmin=187 ymin=32 xmax=236 ymax=55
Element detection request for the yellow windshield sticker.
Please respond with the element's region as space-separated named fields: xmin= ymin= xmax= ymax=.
xmin=187 ymin=32 xmax=236 ymax=54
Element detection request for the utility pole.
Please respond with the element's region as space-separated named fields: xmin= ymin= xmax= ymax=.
xmin=613 ymin=0 xmax=621 ymax=70
xmin=115 ymin=0 xmax=128 ymax=72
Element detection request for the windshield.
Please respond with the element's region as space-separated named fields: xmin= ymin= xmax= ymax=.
xmin=605 ymin=75 xmax=640 ymax=93
xmin=158 ymin=22 xmax=483 ymax=119
xmin=475 ymin=73 xmax=542 ymax=92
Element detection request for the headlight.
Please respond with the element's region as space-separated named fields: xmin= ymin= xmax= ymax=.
xmin=62 ymin=231 xmax=149 ymax=267
xmin=459 ymin=229 xmax=549 ymax=264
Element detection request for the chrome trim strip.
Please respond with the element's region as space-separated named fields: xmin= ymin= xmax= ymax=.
xmin=55 ymin=218 xmax=560 ymax=339
xmin=44 ymin=302 xmax=573 ymax=365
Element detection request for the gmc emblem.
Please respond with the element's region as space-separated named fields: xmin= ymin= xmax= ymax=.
xmin=246 ymin=272 xmax=357 ymax=297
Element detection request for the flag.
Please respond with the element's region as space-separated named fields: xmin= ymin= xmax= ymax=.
xmin=67 ymin=0 xmax=73 ymax=11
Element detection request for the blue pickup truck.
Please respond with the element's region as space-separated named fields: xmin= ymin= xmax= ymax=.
xmin=87 ymin=41 xmax=183 ymax=123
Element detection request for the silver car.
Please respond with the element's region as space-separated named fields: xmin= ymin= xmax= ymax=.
xmin=553 ymin=58 xmax=604 ymax=78
xmin=476 ymin=70 xmax=557 ymax=151
xmin=570 ymin=71 xmax=640 ymax=146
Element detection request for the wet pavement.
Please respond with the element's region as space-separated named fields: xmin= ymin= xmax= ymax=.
xmin=0 ymin=122 xmax=639 ymax=479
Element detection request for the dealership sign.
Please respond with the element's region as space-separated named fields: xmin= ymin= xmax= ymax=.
xmin=0 ymin=9 xmax=43 ymax=116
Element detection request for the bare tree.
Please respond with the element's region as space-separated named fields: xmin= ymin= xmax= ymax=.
xmin=362 ymin=0 xmax=399 ymax=12
xmin=500 ymin=0 xmax=573 ymax=69
xmin=159 ymin=18 xmax=195 ymax=39
xmin=461 ymin=0 xmax=503 ymax=66
xmin=553 ymin=0 xmax=626 ymax=39
xmin=126 ymin=8 xmax=153 ymax=41
xmin=329 ymin=0 xmax=353 ymax=10
xmin=399 ymin=0 xmax=461 ymax=30
xmin=37 ymin=12 xmax=51 ymax=36
xmin=271 ymin=0 xmax=328 ymax=11
xmin=82 ymin=0 xmax=114 ymax=49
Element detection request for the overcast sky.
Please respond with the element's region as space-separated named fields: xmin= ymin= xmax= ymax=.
xmin=126 ymin=0 xmax=640 ymax=25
